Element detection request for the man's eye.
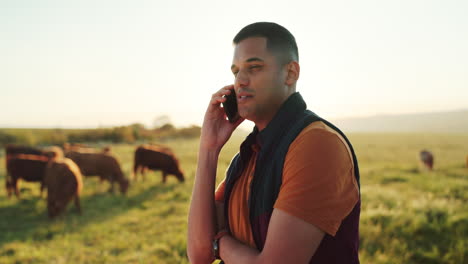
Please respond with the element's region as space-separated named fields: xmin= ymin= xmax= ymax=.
xmin=233 ymin=71 xmax=238 ymax=77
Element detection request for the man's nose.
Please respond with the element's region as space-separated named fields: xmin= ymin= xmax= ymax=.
xmin=234 ymin=70 xmax=249 ymax=89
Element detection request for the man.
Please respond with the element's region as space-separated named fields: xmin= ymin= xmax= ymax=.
xmin=188 ymin=22 xmax=361 ymax=264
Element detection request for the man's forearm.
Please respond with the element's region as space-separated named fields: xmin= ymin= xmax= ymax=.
xmin=219 ymin=235 xmax=261 ymax=264
xmin=187 ymin=147 xmax=221 ymax=264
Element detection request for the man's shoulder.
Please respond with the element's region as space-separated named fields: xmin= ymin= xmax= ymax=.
xmin=288 ymin=120 xmax=354 ymax=165
xmin=294 ymin=120 xmax=345 ymax=143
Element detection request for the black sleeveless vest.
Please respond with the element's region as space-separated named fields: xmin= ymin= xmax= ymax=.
xmin=223 ymin=92 xmax=361 ymax=263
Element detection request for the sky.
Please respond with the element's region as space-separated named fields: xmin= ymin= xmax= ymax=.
xmin=1 ymin=0 xmax=467 ymax=129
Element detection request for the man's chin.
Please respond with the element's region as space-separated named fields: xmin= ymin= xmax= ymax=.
xmin=238 ymin=110 xmax=251 ymax=121
xmin=239 ymin=113 xmax=257 ymax=125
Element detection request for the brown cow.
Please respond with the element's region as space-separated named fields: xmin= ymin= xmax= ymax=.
xmin=5 ymin=145 xmax=46 ymax=170
xmin=44 ymin=146 xmax=64 ymax=160
xmin=65 ymin=151 xmax=129 ymax=194
xmin=5 ymin=144 xmax=45 ymax=158
xmin=44 ymin=158 xmax=83 ymax=218
xmin=148 ymin=143 xmax=174 ymax=154
xmin=6 ymin=154 xmax=49 ymax=198
xmin=133 ymin=145 xmax=184 ymax=183
xmin=420 ymin=150 xmax=434 ymax=170
xmin=5 ymin=144 xmax=62 ymax=170
xmin=5 ymin=145 xmax=48 ymax=198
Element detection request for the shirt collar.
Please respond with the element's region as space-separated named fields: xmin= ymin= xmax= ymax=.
xmin=256 ymin=92 xmax=307 ymax=148
xmin=237 ymin=92 xmax=307 ymax=170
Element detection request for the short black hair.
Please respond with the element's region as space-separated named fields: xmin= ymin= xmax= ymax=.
xmin=233 ymin=22 xmax=299 ymax=64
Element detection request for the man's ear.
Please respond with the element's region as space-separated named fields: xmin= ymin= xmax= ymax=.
xmin=285 ymin=61 xmax=300 ymax=86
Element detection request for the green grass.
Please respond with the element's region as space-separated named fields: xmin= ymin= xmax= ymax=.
xmin=351 ymin=133 xmax=468 ymax=264
xmin=0 ymin=132 xmax=467 ymax=263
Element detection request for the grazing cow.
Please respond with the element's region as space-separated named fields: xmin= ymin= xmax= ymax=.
xmin=5 ymin=144 xmax=62 ymax=168
xmin=43 ymin=146 xmax=64 ymax=160
xmin=148 ymin=143 xmax=174 ymax=154
xmin=5 ymin=145 xmax=48 ymax=197
xmin=44 ymin=158 xmax=83 ymax=218
xmin=420 ymin=150 xmax=434 ymax=170
xmin=65 ymin=151 xmax=129 ymax=194
xmin=5 ymin=144 xmax=45 ymax=158
xmin=133 ymin=145 xmax=184 ymax=183
xmin=6 ymin=154 xmax=49 ymax=198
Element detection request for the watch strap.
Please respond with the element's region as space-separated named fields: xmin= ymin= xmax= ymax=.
xmin=213 ymin=230 xmax=230 ymax=259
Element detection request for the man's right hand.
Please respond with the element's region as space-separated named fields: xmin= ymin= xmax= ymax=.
xmin=200 ymin=85 xmax=245 ymax=152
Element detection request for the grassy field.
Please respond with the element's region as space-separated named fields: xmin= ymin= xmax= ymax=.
xmin=0 ymin=132 xmax=467 ymax=264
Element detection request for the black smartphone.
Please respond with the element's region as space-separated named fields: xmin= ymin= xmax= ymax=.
xmin=222 ymin=89 xmax=240 ymax=123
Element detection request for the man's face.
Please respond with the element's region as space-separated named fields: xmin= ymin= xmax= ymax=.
xmin=231 ymin=37 xmax=291 ymax=130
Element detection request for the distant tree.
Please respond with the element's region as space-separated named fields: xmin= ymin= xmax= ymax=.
xmin=158 ymin=123 xmax=175 ymax=131
xmin=41 ymin=129 xmax=68 ymax=145
xmin=112 ymin=126 xmax=135 ymax=143
xmin=0 ymin=131 xmax=17 ymax=147
xmin=153 ymin=115 xmax=172 ymax=129
xmin=14 ymin=130 xmax=37 ymax=146
xmin=130 ymin=123 xmax=145 ymax=140
xmin=175 ymin=125 xmax=201 ymax=138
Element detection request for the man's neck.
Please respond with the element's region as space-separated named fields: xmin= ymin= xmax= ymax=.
xmin=254 ymin=90 xmax=296 ymax=131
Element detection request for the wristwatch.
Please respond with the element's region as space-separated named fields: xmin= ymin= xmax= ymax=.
xmin=212 ymin=238 xmax=221 ymax=259
xmin=213 ymin=230 xmax=229 ymax=260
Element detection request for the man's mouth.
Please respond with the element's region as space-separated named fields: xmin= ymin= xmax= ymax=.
xmin=238 ymin=92 xmax=253 ymax=102
xmin=238 ymin=95 xmax=252 ymax=103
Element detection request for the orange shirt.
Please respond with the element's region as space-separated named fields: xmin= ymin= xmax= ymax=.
xmin=215 ymin=121 xmax=359 ymax=249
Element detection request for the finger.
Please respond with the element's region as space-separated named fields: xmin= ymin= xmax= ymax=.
xmin=212 ymin=85 xmax=235 ymax=99
xmin=222 ymin=84 xmax=235 ymax=94
xmin=221 ymin=84 xmax=235 ymax=93
xmin=209 ymin=85 xmax=235 ymax=106
xmin=209 ymin=95 xmax=227 ymax=106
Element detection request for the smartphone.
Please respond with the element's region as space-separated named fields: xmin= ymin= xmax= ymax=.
xmin=222 ymin=89 xmax=240 ymax=123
